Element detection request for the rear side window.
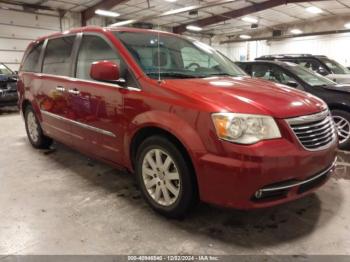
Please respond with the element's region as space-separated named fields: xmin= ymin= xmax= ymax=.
xmin=22 ymin=42 xmax=43 ymax=72
xmin=42 ymin=36 xmax=75 ymax=76
xmin=76 ymin=35 xmax=121 ymax=80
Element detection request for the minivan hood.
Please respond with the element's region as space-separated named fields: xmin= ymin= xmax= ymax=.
xmin=327 ymin=74 xmax=350 ymax=84
xmin=163 ymin=76 xmax=327 ymax=119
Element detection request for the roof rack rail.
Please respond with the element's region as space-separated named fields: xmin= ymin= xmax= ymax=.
xmin=259 ymin=54 xmax=313 ymax=57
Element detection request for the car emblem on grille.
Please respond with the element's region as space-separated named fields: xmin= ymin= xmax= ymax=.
xmin=286 ymin=110 xmax=329 ymax=125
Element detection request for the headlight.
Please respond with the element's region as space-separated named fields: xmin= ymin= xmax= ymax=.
xmin=211 ymin=113 xmax=281 ymax=144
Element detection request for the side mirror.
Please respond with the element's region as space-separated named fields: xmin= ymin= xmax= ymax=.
xmin=286 ymin=81 xmax=299 ymax=88
xmin=90 ymin=60 xmax=120 ymax=82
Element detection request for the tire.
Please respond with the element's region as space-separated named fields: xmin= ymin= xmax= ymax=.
xmin=135 ymin=135 xmax=198 ymax=218
xmin=24 ymin=105 xmax=53 ymax=149
xmin=332 ymin=109 xmax=350 ymax=150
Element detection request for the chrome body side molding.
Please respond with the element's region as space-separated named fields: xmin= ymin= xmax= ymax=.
xmin=40 ymin=110 xmax=116 ymax=138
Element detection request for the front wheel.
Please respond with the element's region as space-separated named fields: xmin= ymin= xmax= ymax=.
xmin=332 ymin=109 xmax=350 ymax=150
xmin=135 ymin=136 xmax=197 ymax=218
xmin=24 ymin=105 xmax=53 ymax=149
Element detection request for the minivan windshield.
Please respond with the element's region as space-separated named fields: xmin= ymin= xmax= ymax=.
xmin=284 ymin=62 xmax=336 ymax=87
xmin=0 ymin=63 xmax=13 ymax=76
xmin=318 ymin=57 xmax=350 ymax=74
xmin=114 ymin=31 xmax=246 ymax=79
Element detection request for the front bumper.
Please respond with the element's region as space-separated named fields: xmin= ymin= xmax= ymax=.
xmin=252 ymin=157 xmax=336 ymax=201
xmin=195 ymin=137 xmax=337 ymax=209
xmin=0 ymin=90 xmax=18 ymax=107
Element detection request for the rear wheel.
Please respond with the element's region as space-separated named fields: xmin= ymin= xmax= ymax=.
xmin=135 ymin=135 xmax=197 ymax=218
xmin=332 ymin=109 xmax=350 ymax=150
xmin=24 ymin=105 xmax=53 ymax=149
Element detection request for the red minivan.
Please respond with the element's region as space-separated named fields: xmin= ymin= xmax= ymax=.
xmin=18 ymin=26 xmax=337 ymax=217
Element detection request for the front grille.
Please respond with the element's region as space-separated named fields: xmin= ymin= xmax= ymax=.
xmin=7 ymin=81 xmax=17 ymax=91
xmin=286 ymin=110 xmax=336 ymax=151
xmin=0 ymin=81 xmax=17 ymax=91
xmin=0 ymin=82 xmax=7 ymax=90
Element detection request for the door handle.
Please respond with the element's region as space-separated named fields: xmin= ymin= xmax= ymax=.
xmin=56 ymin=86 xmax=65 ymax=92
xmin=68 ymin=88 xmax=80 ymax=95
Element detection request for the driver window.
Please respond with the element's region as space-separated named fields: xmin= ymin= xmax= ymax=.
xmin=76 ymin=35 xmax=121 ymax=80
xmin=252 ymin=64 xmax=298 ymax=85
xmin=269 ymin=66 xmax=297 ymax=85
xmin=181 ymin=47 xmax=218 ymax=71
xmin=298 ymin=59 xmax=326 ymax=74
xmin=251 ymin=64 xmax=271 ymax=80
xmin=76 ymin=35 xmax=139 ymax=88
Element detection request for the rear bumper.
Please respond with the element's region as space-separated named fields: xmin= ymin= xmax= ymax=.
xmin=195 ymin=137 xmax=337 ymax=209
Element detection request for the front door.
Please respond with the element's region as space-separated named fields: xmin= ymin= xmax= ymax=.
xmin=67 ymin=33 xmax=134 ymax=164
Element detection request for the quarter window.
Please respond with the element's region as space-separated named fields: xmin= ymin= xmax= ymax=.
xmin=22 ymin=42 xmax=43 ymax=72
xmin=42 ymin=36 xmax=75 ymax=76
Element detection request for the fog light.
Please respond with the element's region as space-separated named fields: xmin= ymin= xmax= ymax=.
xmin=254 ymin=190 xmax=263 ymax=199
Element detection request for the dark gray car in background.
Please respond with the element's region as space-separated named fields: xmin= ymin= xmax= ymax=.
xmin=0 ymin=63 xmax=18 ymax=107
xmin=236 ymin=60 xmax=350 ymax=150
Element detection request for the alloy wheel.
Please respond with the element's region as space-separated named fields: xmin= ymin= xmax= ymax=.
xmin=27 ymin=111 xmax=39 ymax=143
xmin=333 ymin=115 xmax=350 ymax=144
xmin=142 ymin=149 xmax=181 ymax=206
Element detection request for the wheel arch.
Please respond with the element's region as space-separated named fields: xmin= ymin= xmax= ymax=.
xmin=129 ymin=125 xmax=201 ymax=198
xmin=125 ymin=111 xmax=208 ymax=194
xmin=21 ymin=99 xmax=31 ymax=115
xmin=21 ymin=98 xmax=43 ymax=122
xmin=130 ymin=126 xmax=190 ymax=169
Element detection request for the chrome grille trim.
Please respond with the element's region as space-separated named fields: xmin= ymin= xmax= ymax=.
xmin=294 ymin=123 xmax=332 ymax=135
xmin=301 ymin=131 xmax=335 ymax=143
xmin=297 ymin=126 xmax=333 ymax=138
xmin=286 ymin=110 xmax=337 ymax=151
xmin=287 ymin=110 xmax=329 ymax=125
xmin=292 ymin=117 xmax=330 ymax=130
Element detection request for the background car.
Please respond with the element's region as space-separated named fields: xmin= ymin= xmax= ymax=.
xmin=0 ymin=63 xmax=18 ymax=108
xmin=236 ymin=60 xmax=350 ymax=149
xmin=255 ymin=54 xmax=350 ymax=84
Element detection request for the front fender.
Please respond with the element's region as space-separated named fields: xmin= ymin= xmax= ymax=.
xmin=124 ymin=110 xmax=207 ymax=172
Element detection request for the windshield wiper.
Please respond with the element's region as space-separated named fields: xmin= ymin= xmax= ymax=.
xmin=146 ymin=71 xmax=200 ymax=79
xmin=313 ymin=84 xmax=330 ymax=87
xmin=201 ymin=73 xmax=242 ymax=77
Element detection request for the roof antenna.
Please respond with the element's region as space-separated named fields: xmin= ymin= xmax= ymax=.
xmin=157 ymin=24 xmax=161 ymax=84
